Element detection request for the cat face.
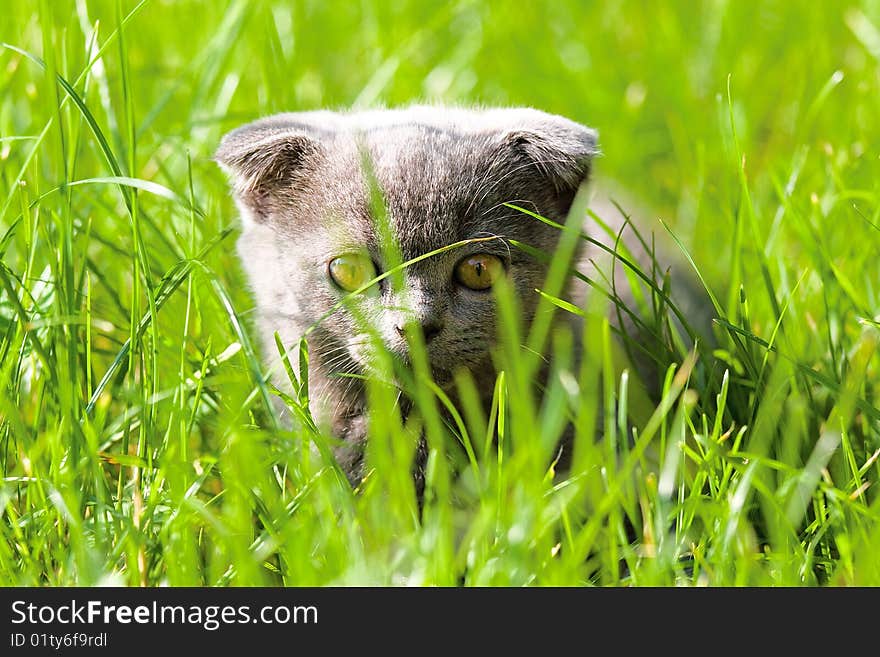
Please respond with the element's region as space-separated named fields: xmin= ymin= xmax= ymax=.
xmin=216 ymin=107 xmax=597 ymax=398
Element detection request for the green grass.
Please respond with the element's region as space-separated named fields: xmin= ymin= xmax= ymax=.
xmin=1 ymin=0 xmax=879 ymax=586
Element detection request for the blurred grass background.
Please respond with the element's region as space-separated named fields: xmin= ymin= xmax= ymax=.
xmin=1 ymin=0 xmax=879 ymax=585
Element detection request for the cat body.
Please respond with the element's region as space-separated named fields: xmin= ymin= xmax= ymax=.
xmin=216 ymin=106 xmax=679 ymax=484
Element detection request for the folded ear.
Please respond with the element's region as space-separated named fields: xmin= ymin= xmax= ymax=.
xmin=214 ymin=115 xmax=327 ymax=223
xmin=501 ymin=111 xmax=599 ymax=211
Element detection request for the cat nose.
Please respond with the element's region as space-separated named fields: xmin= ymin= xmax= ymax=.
xmin=395 ymin=321 xmax=443 ymax=343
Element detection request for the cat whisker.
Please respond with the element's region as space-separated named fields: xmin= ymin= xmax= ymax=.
xmin=472 ymin=157 xmax=572 ymax=213
xmin=519 ymin=342 xmax=550 ymax=365
xmin=234 ymin=305 xmax=259 ymax=318
xmin=464 ymin=157 xmax=511 ymax=218
xmin=469 ymin=230 xmax=513 ymax=261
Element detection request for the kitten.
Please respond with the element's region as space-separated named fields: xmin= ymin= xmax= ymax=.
xmin=215 ymin=106 xmax=680 ymax=487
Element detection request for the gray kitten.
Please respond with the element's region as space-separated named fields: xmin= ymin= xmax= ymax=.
xmin=215 ymin=106 xmax=663 ymax=486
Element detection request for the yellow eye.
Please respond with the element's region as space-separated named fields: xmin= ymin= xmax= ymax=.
xmin=454 ymin=254 xmax=504 ymax=291
xmin=328 ymin=254 xmax=377 ymax=292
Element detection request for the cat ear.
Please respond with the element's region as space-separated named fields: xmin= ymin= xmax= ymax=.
xmin=214 ymin=115 xmax=327 ymax=223
xmin=501 ymin=112 xmax=599 ymax=202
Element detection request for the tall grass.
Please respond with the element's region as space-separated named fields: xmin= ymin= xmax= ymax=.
xmin=1 ymin=0 xmax=878 ymax=586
